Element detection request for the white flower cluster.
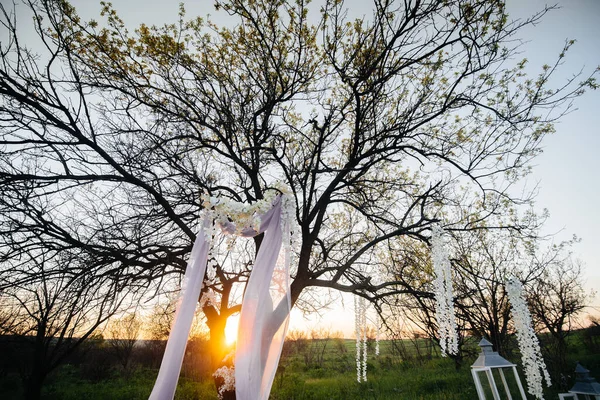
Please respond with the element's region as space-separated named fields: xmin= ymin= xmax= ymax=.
xmin=431 ymin=224 xmax=458 ymax=356
xmin=213 ymin=366 xmax=235 ymax=399
xmin=200 ymin=185 xmax=297 ymax=253
xmin=506 ymin=278 xmax=551 ymax=399
xmin=200 ymin=187 xmax=297 ymax=289
xmin=280 ymin=189 xmax=298 ymax=254
xmin=375 ymin=319 xmax=380 ymax=356
xmin=354 ymin=295 xmax=368 ymax=383
xmin=198 ymin=289 xmax=218 ymax=309
xmin=201 ymin=192 xmax=275 ymax=235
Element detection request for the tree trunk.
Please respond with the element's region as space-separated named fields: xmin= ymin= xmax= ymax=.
xmin=207 ymin=315 xmax=228 ymax=369
xmin=24 ymin=323 xmax=49 ymax=400
xmin=24 ymin=360 xmax=45 ymax=400
xmin=206 ymin=310 xmax=236 ymax=399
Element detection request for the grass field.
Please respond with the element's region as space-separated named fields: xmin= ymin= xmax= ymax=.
xmin=1 ymin=333 xmax=599 ymax=399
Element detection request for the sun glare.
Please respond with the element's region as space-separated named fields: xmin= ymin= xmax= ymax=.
xmin=225 ymin=314 xmax=240 ymax=346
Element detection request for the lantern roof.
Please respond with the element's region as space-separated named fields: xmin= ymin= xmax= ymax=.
xmin=471 ymin=338 xmax=515 ymax=369
xmin=569 ymin=362 xmax=600 ymax=395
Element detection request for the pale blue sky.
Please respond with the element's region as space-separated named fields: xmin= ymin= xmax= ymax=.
xmin=513 ymin=0 xmax=600 ymax=312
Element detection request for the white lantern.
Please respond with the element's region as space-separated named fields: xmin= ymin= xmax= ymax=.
xmin=471 ymin=338 xmax=527 ymax=400
xmin=559 ymin=363 xmax=600 ymax=400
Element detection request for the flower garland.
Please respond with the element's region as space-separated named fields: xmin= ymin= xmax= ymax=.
xmin=201 ymin=192 xmax=275 ymax=235
xmin=362 ymin=307 xmax=367 ymax=382
xmin=354 ymin=295 xmax=368 ymax=383
xmin=280 ymin=191 xmax=297 ymax=274
xmin=506 ymin=278 xmax=551 ymax=399
xmin=430 ymin=224 xmax=458 ymax=356
xmin=200 ymin=186 xmax=298 ymax=286
xmin=201 ymin=184 xmax=297 ymax=247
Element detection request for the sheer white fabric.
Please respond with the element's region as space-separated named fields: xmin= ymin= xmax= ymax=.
xmin=149 ymin=214 xmax=212 ymax=400
xmin=148 ymin=196 xmax=292 ymax=400
xmin=235 ymin=197 xmax=291 ymax=400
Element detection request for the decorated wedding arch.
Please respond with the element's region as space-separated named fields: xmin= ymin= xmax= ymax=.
xmin=149 ymin=189 xmax=296 ymax=400
xmin=148 ymin=188 xmax=551 ymax=400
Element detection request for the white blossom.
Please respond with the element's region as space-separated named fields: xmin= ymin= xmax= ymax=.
xmin=431 ymin=224 xmax=458 ymax=356
xmin=213 ymin=366 xmax=235 ymax=399
xmin=280 ymin=191 xmax=299 ymax=276
xmin=506 ymin=278 xmax=551 ymax=399
xmin=198 ymin=289 xmax=218 ymax=309
xmin=200 ymin=186 xmax=297 ymax=255
xmin=201 ymin=190 xmax=277 ymax=235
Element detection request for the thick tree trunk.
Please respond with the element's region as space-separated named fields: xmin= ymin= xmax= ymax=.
xmin=207 ymin=314 xmax=228 ymax=370
xmin=24 ymin=324 xmax=49 ymax=400
xmin=206 ymin=310 xmax=236 ymax=399
xmin=24 ymin=358 xmax=45 ymax=400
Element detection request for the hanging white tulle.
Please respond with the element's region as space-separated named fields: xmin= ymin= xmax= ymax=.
xmin=149 ymin=213 xmax=213 ymax=400
xmin=235 ymin=194 xmax=294 ymax=400
xmin=431 ymin=224 xmax=458 ymax=356
xmin=354 ymin=295 xmax=368 ymax=383
xmin=506 ymin=278 xmax=551 ymax=399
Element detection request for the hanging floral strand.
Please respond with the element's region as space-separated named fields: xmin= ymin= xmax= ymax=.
xmin=375 ymin=316 xmax=380 ymax=356
xmin=361 ymin=296 xmax=367 ymax=382
xmin=430 ymin=224 xmax=458 ymax=356
xmin=354 ymin=296 xmax=362 ymax=383
xmin=354 ymin=295 xmax=369 ymax=382
xmin=506 ymin=278 xmax=551 ymax=400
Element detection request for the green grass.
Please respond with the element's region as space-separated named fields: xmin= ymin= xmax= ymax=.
xmin=39 ymin=368 xmax=218 ymax=400
xmin=271 ymin=358 xmax=477 ymax=400
xmin=0 ymin=368 xmax=218 ymax=400
xmin=30 ymin=357 xmax=474 ymax=400
xmin=1 ymin=331 xmax=598 ymax=399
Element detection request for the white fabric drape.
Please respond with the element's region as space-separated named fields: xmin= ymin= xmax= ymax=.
xmin=235 ymin=197 xmax=291 ymax=400
xmin=148 ymin=196 xmax=292 ymax=400
xmin=149 ymin=214 xmax=212 ymax=400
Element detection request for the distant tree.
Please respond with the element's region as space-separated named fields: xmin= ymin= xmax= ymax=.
xmin=107 ymin=312 xmax=142 ymax=372
xmin=141 ymin=299 xmax=177 ymax=368
xmin=285 ymin=329 xmax=309 ymax=357
xmin=1 ymin=0 xmax=597 ymax=395
xmin=450 ymin=226 xmax=533 ymax=356
xmin=582 ymin=317 xmax=600 ymax=355
xmin=0 ymin=294 xmax=24 ymax=336
xmin=528 ymin=257 xmax=589 ymax=388
xmin=0 ymin=251 xmax=128 ymax=400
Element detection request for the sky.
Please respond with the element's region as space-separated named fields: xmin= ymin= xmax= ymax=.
xmin=9 ymin=0 xmax=600 ymax=337
xmin=514 ymin=0 xmax=600 ymax=310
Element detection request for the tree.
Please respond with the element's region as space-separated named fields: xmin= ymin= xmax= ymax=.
xmin=449 ymin=225 xmax=539 ymax=356
xmin=1 ymin=0 xmax=597 ymax=394
xmin=0 ymin=251 xmax=128 ymax=400
xmin=107 ymin=312 xmax=142 ymax=372
xmin=528 ymin=257 xmax=589 ymax=388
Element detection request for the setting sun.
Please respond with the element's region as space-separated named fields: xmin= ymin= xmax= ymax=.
xmin=225 ymin=314 xmax=240 ymax=346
